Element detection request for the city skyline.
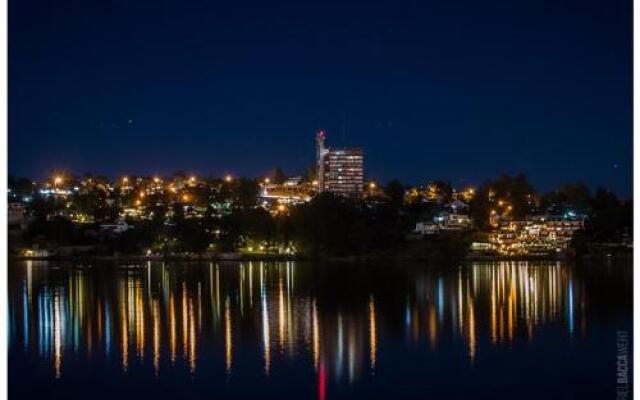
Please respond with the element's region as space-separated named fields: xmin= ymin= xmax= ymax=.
xmin=6 ymin=160 xmax=631 ymax=198
xmin=9 ymin=0 xmax=632 ymax=196
xmin=6 ymin=128 xmax=633 ymax=197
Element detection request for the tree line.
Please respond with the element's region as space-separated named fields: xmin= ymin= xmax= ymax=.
xmin=9 ymin=173 xmax=632 ymax=257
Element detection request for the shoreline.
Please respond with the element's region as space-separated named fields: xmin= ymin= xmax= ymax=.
xmin=11 ymin=253 xmax=300 ymax=263
xmin=11 ymin=251 xmax=631 ymax=263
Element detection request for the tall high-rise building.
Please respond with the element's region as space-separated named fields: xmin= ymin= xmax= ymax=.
xmin=315 ymin=130 xmax=364 ymax=198
xmin=316 ymin=130 xmax=329 ymax=192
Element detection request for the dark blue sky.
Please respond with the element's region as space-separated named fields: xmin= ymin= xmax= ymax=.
xmin=9 ymin=0 xmax=632 ymax=195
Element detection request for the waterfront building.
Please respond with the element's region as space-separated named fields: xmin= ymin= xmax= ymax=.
xmin=415 ymin=212 xmax=472 ymax=235
xmin=414 ymin=221 xmax=440 ymax=235
xmin=490 ymin=214 xmax=584 ymax=255
xmin=439 ymin=213 xmax=472 ymax=231
xmin=316 ymin=130 xmax=364 ymax=198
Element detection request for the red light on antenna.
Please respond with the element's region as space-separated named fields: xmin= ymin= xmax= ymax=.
xmin=316 ymin=129 xmax=326 ymax=139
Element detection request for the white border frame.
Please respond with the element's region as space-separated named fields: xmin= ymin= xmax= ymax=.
xmin=0 ymin=1 xmax=636 ymax=400
xmin=1 ymin=0 xmax=9 ymax=398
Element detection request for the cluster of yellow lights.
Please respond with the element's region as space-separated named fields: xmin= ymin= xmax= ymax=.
xmin=246 ymin=245 xmax=267 ymax=252
xmin=489 ymin=198 xmax=514 ymax=227
xmin=369 ymin=182 xmax=377 ymax=189
xmin=496 ymin=199 xmax=512 ymax=211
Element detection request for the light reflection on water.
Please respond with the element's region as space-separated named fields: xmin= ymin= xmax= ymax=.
xmin=9 ymin=260 xmax=631 ymax=399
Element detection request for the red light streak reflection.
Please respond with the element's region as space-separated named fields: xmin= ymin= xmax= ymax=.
xmin=318 ymin=361 xmax=326 ymax=400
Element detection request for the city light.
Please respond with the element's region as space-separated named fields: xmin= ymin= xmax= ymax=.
xmin=10 ymin=132 xmax=600 ymax=262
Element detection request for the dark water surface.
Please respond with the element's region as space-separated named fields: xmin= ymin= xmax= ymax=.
xmin=8 ymin=260 xmax=632 ymax=399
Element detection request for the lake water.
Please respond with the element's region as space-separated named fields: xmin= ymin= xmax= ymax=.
xmin=8 ymin=259 xmax=632 ymax=399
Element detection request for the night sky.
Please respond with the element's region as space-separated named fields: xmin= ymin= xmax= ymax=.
xmin=9 ymin=0 xmax=632 ymax=196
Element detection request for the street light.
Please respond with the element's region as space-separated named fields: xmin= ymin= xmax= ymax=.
xmin=369 ymin=182 xmax=376 ymax=190
xmin=225 ymin=175 xmax=233 ymax=183
xmin=53 ymin=176 xmax=62 ymax=191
